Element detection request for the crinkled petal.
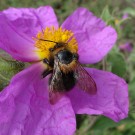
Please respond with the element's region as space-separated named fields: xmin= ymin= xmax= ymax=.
xmin=0 ymin=14 xmax=38 ymax=62
xmin=0 ymin=6 xmax=58 ymax=62
xmin=62 ymin=8 xmax=117 ymax=64
xmin=0 ymin=63 xmax=76 ymax=135
xmin=67 ymin=68 xmax=129 ymax=122
xmin=3 ymin=6 xmax=58 ymax=37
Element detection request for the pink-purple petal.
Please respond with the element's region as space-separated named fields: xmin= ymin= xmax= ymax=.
xmin=3 ymin=6 xmax=58 ymax=37
xmin=62 ymin=7 xmax=117 ymax=64
xmin=0 ymin=6 xmax=58 ymax=62
xmin=0 ymin=14 xmax=39 ymax=62
xmin=67 ymin=68 xmax=128 ymax=122
xmin=0 ymin=63 xmax=76 ymax=135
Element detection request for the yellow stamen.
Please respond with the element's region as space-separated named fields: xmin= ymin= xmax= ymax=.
xmin=34 ymin=26 xmax=78 ymax=60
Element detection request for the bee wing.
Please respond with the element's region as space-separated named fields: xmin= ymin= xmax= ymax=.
xmin=49 ymin=58 xmax=65 ymax=92
xmin=74 ymin=62 xmax=97 ymax=95
xmin=49 ymin=58 xmax=65 ymax=104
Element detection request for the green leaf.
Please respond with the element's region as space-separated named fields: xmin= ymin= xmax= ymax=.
xmin=107 ymin=51 xmax=127 ymax=78
xmin=91 ymin=116 xmax=132 ymax=131
xmin=123 ymin=7 xmax=135 ymax=17
xmin=0 ymin=49 xmax=13 ymax=61
xmin=101 ymin=6 xmax=114 ymax=24
xmin=0 ymin=50 xmax=25 ymax=90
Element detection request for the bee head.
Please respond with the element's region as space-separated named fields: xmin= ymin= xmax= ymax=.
xmin=56 ymin=50 xmax=78 ymax=64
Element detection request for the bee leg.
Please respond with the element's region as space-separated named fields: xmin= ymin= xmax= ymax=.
xmin=43 ymin=58 xmax=54 ymax=67
xmin=42 ymin=69 xmax=53 ymax=78
xmin=43 ymin=58 xmax=50 ymax=65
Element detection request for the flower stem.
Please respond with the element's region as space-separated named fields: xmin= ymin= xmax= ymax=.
xmin=102 ymin=57 xmax=107 ymax=70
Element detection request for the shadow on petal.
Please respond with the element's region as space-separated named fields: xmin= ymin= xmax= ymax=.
xmin=0 ymin=63 xmax=76 ymax=135
xmin=67 ymin=68 xmax=129 ymax=122
xmin=62 ymin=8 xmax=117 ymax=64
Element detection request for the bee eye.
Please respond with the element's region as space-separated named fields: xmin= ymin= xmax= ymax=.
xmin=49 ymin=48 xmax=54 ymax=52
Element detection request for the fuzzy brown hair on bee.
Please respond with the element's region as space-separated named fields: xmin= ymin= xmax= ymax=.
xmin=39 ymin=39 xmax=97 ymax=104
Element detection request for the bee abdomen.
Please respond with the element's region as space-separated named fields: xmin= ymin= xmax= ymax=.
xmin=62 ymin=72 xmax=76 ymax=91
xmin=49 ymin=71 xmax=76 ymax=92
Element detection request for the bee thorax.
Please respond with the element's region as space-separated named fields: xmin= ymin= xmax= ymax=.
xmin=57 ymin=50 xmax=73 ymax=64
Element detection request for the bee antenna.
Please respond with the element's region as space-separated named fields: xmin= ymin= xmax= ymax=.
xmin=38 ymin=39 xmax=58 ymax=44
xmin=37 ymin=38 xmax=68 ymax=46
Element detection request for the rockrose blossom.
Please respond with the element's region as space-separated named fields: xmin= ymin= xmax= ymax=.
xmin=119 ymin=42 xmax=133 ymax=52
xmin=122 ymin=13 xmax=129 ymax=19
xmin=0 ymin=6 xmax=128 ymax=135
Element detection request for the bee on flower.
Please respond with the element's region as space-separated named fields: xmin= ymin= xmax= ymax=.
xmin=0 ymin=6 xmax=128 ymax=135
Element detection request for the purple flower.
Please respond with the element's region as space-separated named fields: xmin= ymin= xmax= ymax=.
xmin=119 ymin=42 xmax=133 ymax=52
xmin=122 ymin=13 xmax=129 ymax=19
xmin=0 ymin=6 xmax=128 ymax=135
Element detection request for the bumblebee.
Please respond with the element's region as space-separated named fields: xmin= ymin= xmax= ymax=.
xmin=39 ymin=39 xmax=97 ymax=104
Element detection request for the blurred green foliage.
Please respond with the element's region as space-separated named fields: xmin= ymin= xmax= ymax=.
xmin=0 ymin=0 xmax=135 ymax=135
xmin=0 ymin=50 xmax=25 ymax=89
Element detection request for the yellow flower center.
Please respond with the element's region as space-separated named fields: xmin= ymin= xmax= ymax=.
xmin=34 ymin=26 xmax=78 ymax=60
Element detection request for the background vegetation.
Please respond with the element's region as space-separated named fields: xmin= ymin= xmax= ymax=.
xmin=0 ymin=0 xmax=135 ymax=134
